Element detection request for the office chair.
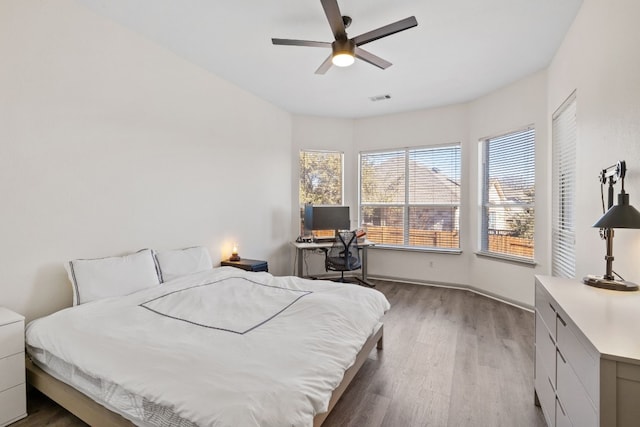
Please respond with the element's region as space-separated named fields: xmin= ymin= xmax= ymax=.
xmin=324 ymin=231 xmax=361 ymax=282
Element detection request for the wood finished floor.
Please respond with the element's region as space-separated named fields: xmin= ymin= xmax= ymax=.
xmin=16 ymin=280 xmax=545 ymax=427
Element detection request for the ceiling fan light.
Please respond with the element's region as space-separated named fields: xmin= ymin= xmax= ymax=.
xmin=331 ymin=39 xmax=355 ymax=67
xmin=332 ymin=52 xmax=355 ymax=67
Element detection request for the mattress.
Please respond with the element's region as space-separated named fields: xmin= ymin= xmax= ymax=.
xmin=26 ymin=267 xmax=390 ymax=427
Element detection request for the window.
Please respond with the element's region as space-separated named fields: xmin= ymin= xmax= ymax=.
xmin=480 ymin=127 xmax=535 ymax=261
xmin=299 ymin=150 xmax=343 ymax=205
xmin=359 ymin=144 xmax=461 ymax=249
xmin=552 ymin=93 xmax=576 ymax=278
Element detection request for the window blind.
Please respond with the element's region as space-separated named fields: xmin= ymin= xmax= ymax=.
xmin=480 ymin=128 xmax=535 ymax=260
xmin=552 ymin=93 xmax=577 ymax=278
xmin=360 ymin=144 xmax=461 ymax=249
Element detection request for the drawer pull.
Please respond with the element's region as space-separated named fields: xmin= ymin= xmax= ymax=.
xmin=548 ymin=302 xmax=556 ymax=313
xmin=557 ymin=397 xmax=567 ymax=416
xmin=548 ymin=376 xmax=555 ymax=391
xmin=557 ymin=314 xmax=567 ymax=327
xmin=557 ymin=348 xmax=566 ymax=364
xmin=548 ymin=333 xmax=555 ymax=345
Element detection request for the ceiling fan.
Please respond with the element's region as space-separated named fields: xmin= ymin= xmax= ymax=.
xmin=272 ymin=0 xmax=418 ymax=74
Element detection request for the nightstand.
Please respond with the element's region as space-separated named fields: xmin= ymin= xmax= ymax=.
xmin=0 ymin=308 xmax=26 ymax=426
xmin=221 ymin=258 xmax=269 ymax=272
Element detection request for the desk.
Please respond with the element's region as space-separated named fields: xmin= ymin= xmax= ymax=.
xmin=292 ymin=239 xmax=375 ymax=287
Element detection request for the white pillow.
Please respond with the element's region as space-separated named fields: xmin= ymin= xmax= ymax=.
xmin=65 ymin=249 xmax=161 ymax=306
xmin=154 ymin=246 xmax=213 ymax=282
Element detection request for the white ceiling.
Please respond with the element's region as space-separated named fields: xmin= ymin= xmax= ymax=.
xmin=78 ymin=0 xmax=583 ymax=119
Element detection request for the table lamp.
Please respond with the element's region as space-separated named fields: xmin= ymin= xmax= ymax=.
xmin=230 ymin=244 xmax=241 ymax=262
xmin=583 ymin=160 xmax=640 ymax=291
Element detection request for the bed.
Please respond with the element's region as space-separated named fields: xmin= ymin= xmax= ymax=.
xmin=25 ymin=266 xmax=389 ymax=426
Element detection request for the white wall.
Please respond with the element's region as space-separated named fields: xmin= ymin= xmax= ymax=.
xmin=467 ymin=71 xmax=549 ymax=305
xmin=290 ymin=116 xmax=355 ymax=276
xmin=547 ymin=0 xmax=640 ymax=284
xmin=353 ymin=105 xmax=473 ymax=288
xmin=0 ymin=1 xmax=292 ymax=321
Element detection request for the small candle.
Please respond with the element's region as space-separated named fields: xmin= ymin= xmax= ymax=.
xmin=230 ymin=244 xmax=241 ymax=261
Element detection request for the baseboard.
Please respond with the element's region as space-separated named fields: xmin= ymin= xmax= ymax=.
xmin=368 ymin=274 xmax=533 ymax=312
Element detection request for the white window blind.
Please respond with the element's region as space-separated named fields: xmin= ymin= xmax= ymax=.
xmin=552 ymin=93 xmax=577 ymax=278
xmin=360 ymin=144 xmax=461 ymax=249
xmin=299 ymin=150 xmax=343 ymax=205
xmin=480 ymin=128 xmax=535 ymax=260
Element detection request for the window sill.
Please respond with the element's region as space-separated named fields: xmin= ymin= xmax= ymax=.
xmin=475 ymin=251 xmax=537 ymax=267
xmin=371 ymin=245 xmax=462 ymax=255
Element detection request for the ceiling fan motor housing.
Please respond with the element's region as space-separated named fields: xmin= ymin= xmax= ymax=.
xmin=332 ymin=39 xmax=355 ymax=56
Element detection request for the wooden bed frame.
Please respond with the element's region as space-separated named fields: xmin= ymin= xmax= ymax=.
xmin=26 ymin=325 xmax=383 ymax=427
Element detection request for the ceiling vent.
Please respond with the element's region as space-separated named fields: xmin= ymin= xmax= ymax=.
xmin=370 ymin=94 xmax=391 ymax=102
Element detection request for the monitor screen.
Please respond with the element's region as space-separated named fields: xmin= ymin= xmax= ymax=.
xmin=304 ymin=205 xmax=351 ymax=233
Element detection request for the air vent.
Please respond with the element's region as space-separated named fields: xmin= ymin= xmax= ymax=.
xmin=369 ymin=94 xmax=391 ymax=102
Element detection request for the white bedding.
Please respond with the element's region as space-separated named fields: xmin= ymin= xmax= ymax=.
xmin=26 ymin=267 xmax=390 ymax=427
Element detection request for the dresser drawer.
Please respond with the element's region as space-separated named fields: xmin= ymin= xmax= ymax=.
xmin=535 ymin=312 xmax=556 ymax=387
xmin=556 ymin=347 xmax=597 ymax=427
xmin=535 ymin=350 xmax=556 ymax=427
xmin=535 ymin=281 xmax=557 ymax=339
xmin=0 ymin=321 xmax=23 ymax=359
xmin=0 ymin=383 xmax=27 ymax=426
xmin=0 ymin=353 xmax=24 ymax=392
xmin=556 ymin=310 xmax=598 ymax=408
xmin=556 ymin=397 xmax=572 ymax=427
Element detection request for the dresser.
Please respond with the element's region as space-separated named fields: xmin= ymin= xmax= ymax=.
xmin=0 ymin=308 xmax=26 ymax=426
xmin=534 ymin=275 xmax=640 ymax=427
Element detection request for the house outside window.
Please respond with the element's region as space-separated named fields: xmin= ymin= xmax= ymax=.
xmin=299 ymin=150 xmax=343 ymax=205
xmin=359 ymin=144 xmax=461 ymax=249
xmin=480 ymin=127 xmax=535 ymax=261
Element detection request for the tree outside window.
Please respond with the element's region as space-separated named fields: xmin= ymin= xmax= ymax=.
xmin=299 ymin=150 xmax=343 ymax=205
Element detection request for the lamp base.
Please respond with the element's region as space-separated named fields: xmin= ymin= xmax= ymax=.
xmin=583 ymin=275 xmax=638 ymax=291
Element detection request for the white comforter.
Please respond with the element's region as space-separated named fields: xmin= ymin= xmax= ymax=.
xmin=26 ymin=267 xmax=390 ymax=427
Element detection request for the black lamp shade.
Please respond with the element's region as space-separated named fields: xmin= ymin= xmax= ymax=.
xmin=593 ymin=191 xmax=640 ymax=229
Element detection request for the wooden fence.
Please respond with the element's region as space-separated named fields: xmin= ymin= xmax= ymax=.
xmin=364 ymin=225 xmax=534 ymax=257
xmin=364 ymin=225 xmax=459 ymax=248
xmin=486 ymin=234 xmax=534 ymax=258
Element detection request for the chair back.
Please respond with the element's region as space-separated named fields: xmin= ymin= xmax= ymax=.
xmin=325 ymin=231 xmax=361 ymax=271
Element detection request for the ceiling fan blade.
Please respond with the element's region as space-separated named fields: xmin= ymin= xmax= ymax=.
xmin=321 ymin=0 xmax=346 ymax=40
xmin=272 ymin=38 xmax=332 ymax=48
xmin=352 ymin=16 xmax=418 ymax=46
xmin=315 ymin=54 xmax=334 ymax=75
xmin=354 ymin=47 xmax=392 ymax=70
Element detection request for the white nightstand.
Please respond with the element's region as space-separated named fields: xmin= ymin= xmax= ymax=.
xmin=0 ymin=308 xmax=26 ymax=426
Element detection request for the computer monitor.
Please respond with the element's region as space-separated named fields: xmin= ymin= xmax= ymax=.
xmin=303 ymin=205 xmax=351 ymax=237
